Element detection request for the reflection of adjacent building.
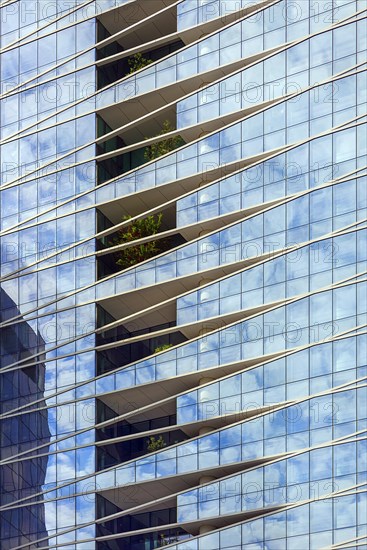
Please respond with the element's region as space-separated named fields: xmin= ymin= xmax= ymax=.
xmin=0 ymin=289 xmax=50 ymax=549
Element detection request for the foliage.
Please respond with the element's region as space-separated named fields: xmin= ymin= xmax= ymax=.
xmin=159 ymin=534 xmax=169 ymax=547
xmin=147 ymin=435 xmax=166 ymax=452
xmin=127 ymin=52 xmax=152 ymax=74
xmin=159 ymin=533 xmax=180 ymax=546
xmin=154 ymin=343 xmax=173 ymax=353
xmin=144 ymin=120 xmax=185 ymax=162
xmin=111 ymin=214 xmax=166 ymax=269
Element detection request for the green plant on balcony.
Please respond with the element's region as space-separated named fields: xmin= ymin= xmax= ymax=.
xmin=159 ymin=534 xmax=169 ymax=547
xmin=159 ymin=533 xmax=180 ymax=546
xmin=144 ymin=120 xmax=185 ymax=161
xmin=111 ymin=213 xmax=167 ymax=269
xmin=127 ymin=52 xmax=152 ymax=74
xmin=147 ymin=435 xmax=166 ymax=452
xmin=154 ymin=343 xmax=173 ymax=353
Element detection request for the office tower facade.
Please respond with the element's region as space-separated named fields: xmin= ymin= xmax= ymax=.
xmin=0 ymin=0 xmax=366 ymax=548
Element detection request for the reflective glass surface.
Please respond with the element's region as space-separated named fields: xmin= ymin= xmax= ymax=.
xmin=1 ymin=1 xmax=366 ymax=548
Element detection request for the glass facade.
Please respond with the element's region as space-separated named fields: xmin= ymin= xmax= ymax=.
xmin=0 ymin=1 xmax=366 ymax=549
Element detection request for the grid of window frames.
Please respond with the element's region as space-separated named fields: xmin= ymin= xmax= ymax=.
xmin=1 ymin=1 xmax=366 ymax=549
